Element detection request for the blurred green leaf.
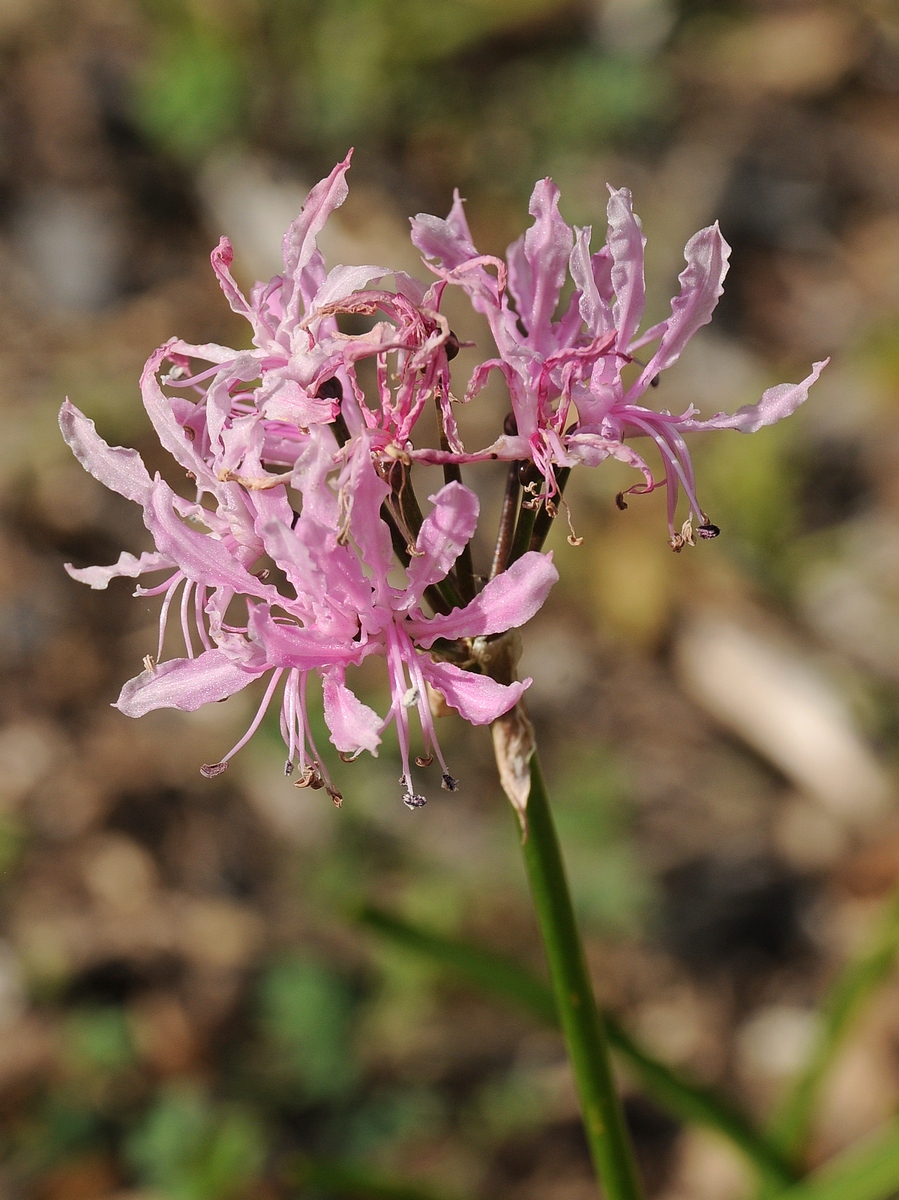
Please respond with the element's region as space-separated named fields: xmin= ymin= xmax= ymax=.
xmin=292 ymin=1153 xmax=468 ymax=1200
xmin=128 ymin=1086 xmax=265 ymax=1200
xmin=258 ymin=957 xmax=358 ymax=1100
xmin=64 ymin=1007 xmax=134 ymax=1075
xmin=773 ymin=1119 xmax=899 ymax=1200
xmin=355 ymin=904 xmax=796 ymax=1189
xmin=136 ymin=24 xmax=247 ymax=160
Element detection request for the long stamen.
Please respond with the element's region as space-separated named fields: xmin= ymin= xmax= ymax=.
xmin=408 ymin=648 xmax=457 ymax=792
xmin=180 ymin=579 xmax=196 ymax=658
xmin=200 ymin=669 xmax=284 ymax=777
xmin=155 ymin=573 xmax=185 ymax=661
xmin=195 ymin=585 xmax=212 ymax=651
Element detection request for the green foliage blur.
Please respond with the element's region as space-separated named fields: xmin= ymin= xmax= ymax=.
xmin=135 ymin=0 xmax=670 ymax=198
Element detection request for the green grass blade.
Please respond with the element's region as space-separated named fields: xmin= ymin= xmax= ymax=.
xmin=772 ymin=886 xmax=899 ymax=1161
xmin=773 ymin=1120 xmax=899 ymax=1200
xmin=354 ymin=904 xmax=795 ymax=1189
xmin=291 ymin=1156 xmax=466 ymax=1200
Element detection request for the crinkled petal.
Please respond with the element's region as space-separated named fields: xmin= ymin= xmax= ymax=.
xmin=682 ymin=360 xmax=828 ymax=434
xmin=403 ymin=482 xmax=479 ymax=609
xmin=115 ymin=649 xmax=258 ymax=717
xmin=141 ymin=345 xmax=217 ymax=484
xmin=322 ymin=668 xmax=382 ymax=755
xmin=344 ymin=440 xmax=394 ymax=588
xmin=59 ymin=400 xmax=152 ymax=504
xmin=606 ymin=187 xmax=646 ymax=351
xmin=247 ymin=605 xmax=366 ymax=670
xmin=280 ymin=153 xmax=353 ymax=324
xmin=65 ymin=550 xmax=172 ymax=590
xmin=631 ymin=223 xmax=730 ymax=393
xmin=210 ymin=237 xmax=252 ymax=319
xmin=411 ymin=189 xmax=480 ymax=271
xmin=570 ymin=227 xmax=613 ymax=339
xmin=144 ymin=477 xmax=276 ymax=598
xmin=508 ymin=178 xmax=573 ymax=341
xmin=312 ymin=263 xmax=393 ymax=312
xmin=412 ymin=551 xmax=558 ymax=646
xmin=419 ymin=657 xmax=529 ymax=725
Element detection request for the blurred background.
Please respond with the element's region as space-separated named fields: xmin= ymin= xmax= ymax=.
xmin=0 ymin=1 xmax=898 ymax=1197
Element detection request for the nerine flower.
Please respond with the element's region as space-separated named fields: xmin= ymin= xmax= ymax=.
xmin=61 ymin=155 xmax=823 ymax=801
xmin=411 ymin=181 xmax=827 ymax=548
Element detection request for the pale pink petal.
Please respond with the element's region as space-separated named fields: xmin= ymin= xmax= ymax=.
xmin=418 ymin=657 xmax=529 ymax=725
xmin=570 ymin=227 xmax=613 ymax=338
xmin=140 ymin=345 xmax=217 ymax=483
xmin=682 ymin=360 xmax=828 ymax=434
xmin=413 ymin=551 xmax=558 ymax=646
xmin=507 ymin=178 xmax=573 ymax=340
xmin=59 ymin=400 xmax=152 ymax=504
xmin=115 ymin=649 xmax=258 ymax=717
xmin=312 ymin=264 xmax=392 ymax=312
xmin=322 ymin=669 xmax=382 ymax=754
xmin=247 ymin=605 xmax=366 ymax=670
xmin=344 ymin=441 xmax=393 ymax=586
xmin=259 ymin=377 xmax=339 ymax=427
xmin=606 ymin=187 xmax=646 ymax=351
xmin=280 ymin=153 xmax=353 ymax=324
xmin=403 ymin=482 xmax=479 ymax=608
xmin=630 ymin=223 xmax=731 ymax=394
xmin=410 ymin=189 xmax=480 ymax=271
xmin=210 ymin=237 xmax=252 ymax=318
xmin=65 ymin=550 xmax=172 ymax=590
xmin=143 ymin=478 xmax=275 ymax=598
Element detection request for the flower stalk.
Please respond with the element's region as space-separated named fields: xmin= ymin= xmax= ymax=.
xmin=519 ymin=751 xmax=644 ymax=1200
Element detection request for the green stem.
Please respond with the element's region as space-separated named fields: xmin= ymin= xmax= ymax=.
xmin=521 ymin=752 xmax=644 ymax=1200
xmin=355 ymin=904 xmax=796 ymax=1189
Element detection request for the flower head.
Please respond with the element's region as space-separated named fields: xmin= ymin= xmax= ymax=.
xmin=61 ymin=155 xmax=822 ymax=802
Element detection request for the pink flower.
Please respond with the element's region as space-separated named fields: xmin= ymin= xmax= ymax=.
xmin=412 ymin=181 xmax=827 ymax=548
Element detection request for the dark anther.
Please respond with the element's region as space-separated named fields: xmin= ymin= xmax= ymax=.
xmin=441 ymin=773 xmax=459 ymax=792
xmin=503 ymin=412 xmax=518 ymax=436
xmin=698 ymin=522 xmax=721 ymax=539
xmin=615 ymin=492 xmax=629 ymax=511
xmin=290 ymin=509 xmax=301 ymax=530
xmin=317 ymin=376 xmax=343 ymax=400
xmin=650 ymin=375 xmax=660 ymax=388
xmin=284 ymin=761 xmax=294 ymax=777
xmin=445 ymin=331 xmax=461 ymax=360
xmin=403 ymin=792 xmax=427 ymax=809
xmin=200 ymin=762 xmax=228 ymax=778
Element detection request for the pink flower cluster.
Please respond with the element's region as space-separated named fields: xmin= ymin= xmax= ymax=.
xmin=60 ymin=152 xmax=824 ymax=804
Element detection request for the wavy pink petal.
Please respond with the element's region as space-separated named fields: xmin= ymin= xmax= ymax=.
xmin=507 ymin=178 xmax=573 ymax=343
xmin=59 ymin=400 xmax=152 ymax=504
xmin=247 ymin=605 xmax=366 ymax=670
xmin=65 ymin=550 xmax=172 ymax=590
xmin=280 ymin=152 xmax=353 ymax=325
xmin=682 ymin=360 xmax=828 ymax=434
xmin=412 ymin=551 xmax=558 ymax=646
xmin=606 ymin=187 xmax=646 ymax=352
xmin=143 ymin=478 xmax=275 ymax=598
xmin=116 ymin=649 xmax=258 ymax=717
xmin=419 ymin=657 xmax=529 ymax=726
xmin=402 ymin=482 xmax=479 ymax=609
xmin=322 ymin=668 xmax=382 ymax=755
xmin=629 ymin=223 xmax=731 ymax=397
